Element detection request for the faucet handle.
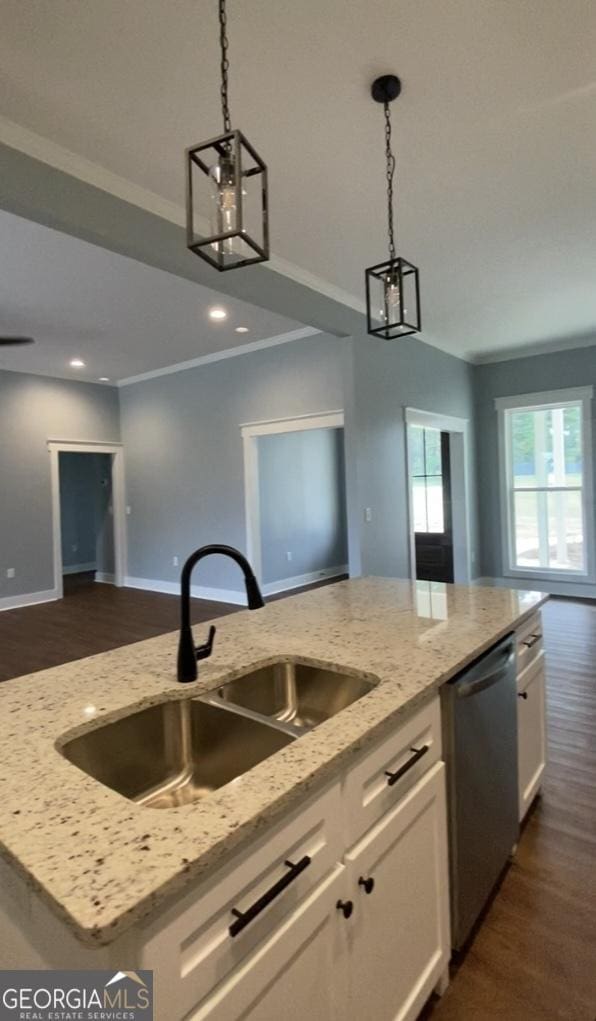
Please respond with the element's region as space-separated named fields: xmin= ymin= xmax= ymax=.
xmin=195 ymin=625 xmax=216 ymax=661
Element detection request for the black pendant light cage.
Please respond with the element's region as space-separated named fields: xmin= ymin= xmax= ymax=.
xmin=186 ymin=0 xmax=269 ymax=271
xmin=365 ymin=75 xmax=421 ymax=339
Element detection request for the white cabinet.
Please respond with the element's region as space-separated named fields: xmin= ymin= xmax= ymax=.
xmin=517 ymin=656 xmax=547 ymax=821
xmin=140 ymin=781 xmax=343 ymax=1021
xmin=136 ymin=700 xmax=449 ymax=1021
xmin=515 ymin=610 xmax=547 ymax=821
xmin=188 ymin=867 xmax=347 ymax=1021
xmin=343 ymin=763 xmax=450 ymax=1021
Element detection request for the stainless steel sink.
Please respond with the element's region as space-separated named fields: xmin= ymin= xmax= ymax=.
xmin=59 ymin=698 xmax=294 ymax=809
xmin=209 ymin=660 xmax=377 ymax=733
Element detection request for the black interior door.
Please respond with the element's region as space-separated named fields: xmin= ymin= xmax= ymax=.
xmin=414 ymin=431 xmax=454 ymax=583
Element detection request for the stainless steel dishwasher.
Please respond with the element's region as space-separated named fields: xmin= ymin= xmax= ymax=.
xmin=441 ymin=633 xmax=519 ymax=950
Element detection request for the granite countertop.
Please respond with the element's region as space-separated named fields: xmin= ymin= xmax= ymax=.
xmin=0 ymin=578 xmax=546 ymax=946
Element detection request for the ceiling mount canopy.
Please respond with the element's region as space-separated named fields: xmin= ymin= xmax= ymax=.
xmin=185 ymin=0 xmax=269 ymax=273
xmin=365 ymin=74 xmax=421 ymax=340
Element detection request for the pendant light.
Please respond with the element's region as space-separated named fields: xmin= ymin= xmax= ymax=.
xmin=186 ymin=0 xmax=269 ymax=272
xmin=365 ymin=75 xmax=421 ymax=339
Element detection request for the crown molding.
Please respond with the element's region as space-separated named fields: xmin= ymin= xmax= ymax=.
xmin=117 ymin=326 xmax=321 ymax=386
xmin=473 ymin=332 xmax=596 ymax=364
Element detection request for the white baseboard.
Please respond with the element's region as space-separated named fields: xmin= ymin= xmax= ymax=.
xmin=62 ymin=562 xmax=97 ymax=576
xmin=261 ymin=565 xmax=348 ymax=597
xmin=95 ymin=572 xmax=115 ymax=585
xmin=0 ymin=587 xmax=59 ymax=612
xmin=474 ymin=575 xmax=596 ymax=599
xmin=123 ymin=575 xmax=247 ymax=606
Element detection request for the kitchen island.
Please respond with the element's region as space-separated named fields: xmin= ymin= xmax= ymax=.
xmin=0 ymin=578 xmax=546 ymax=1020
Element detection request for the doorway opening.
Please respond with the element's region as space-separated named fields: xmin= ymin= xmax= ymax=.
xmin=405 ymin=409 xmax=471 ymax=584
xmin=48 ymin=440 xmax=127 ymax=599
xmin=410 ymin=427 xmax=454 ymax=583
xmin=242 ymin=411 xmax=349 ymax=595
xmin=58 ymin=451 xmax=114 ymax=593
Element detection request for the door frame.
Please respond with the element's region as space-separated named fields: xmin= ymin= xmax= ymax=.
xmin=241 ymin=410 xmax=345 ymax=585
xmin=404 ymin=408 xmax=471 ymax=584
xmin=48 ymin=439 xmax=127 ymax=598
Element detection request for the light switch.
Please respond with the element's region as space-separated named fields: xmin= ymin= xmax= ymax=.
xmin=6 ymin=568 xmax=15 ymax=579
xmin=364 ymin=507 xmax=373 ymax=523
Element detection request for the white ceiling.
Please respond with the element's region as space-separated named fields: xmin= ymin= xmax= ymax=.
xmin=0 ymin=0 xmax=595 ymax=361
xmin=0 ymin=209 xmax=309 ymax=384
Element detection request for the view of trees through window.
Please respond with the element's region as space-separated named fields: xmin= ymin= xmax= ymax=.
xmin=507 ymin=403 xmax=584 ymax=572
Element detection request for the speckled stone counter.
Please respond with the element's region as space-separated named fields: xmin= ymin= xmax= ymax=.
xmin=0 ymin=578 xmax=546 ymax=946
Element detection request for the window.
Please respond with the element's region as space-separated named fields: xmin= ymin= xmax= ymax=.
xmin=496 ymin=387 xmax=594 ymax=578
xmin=410 ymin=425 xmax=445 ymax=533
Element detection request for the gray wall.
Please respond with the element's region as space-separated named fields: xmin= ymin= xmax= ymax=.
xmin=59 ymin=452 xmax=114 ymax=573
xmin=348 ymin=335 xmax=479 ymax=580
xmin=475 ymin=343 xmax=596 ymax=578
xmin=121 ymin=331 xmax=480 ymax=595
xmin=119 ymin=334 xmax=348 ymax=593
xmin=0 ymin=371 xmax=120 ymax=598
xmin=258 ymin=427 xmax=348 ymax=584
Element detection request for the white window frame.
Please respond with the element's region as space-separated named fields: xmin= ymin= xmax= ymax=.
xmin=495 ymin=386 xmax=594 ymax=583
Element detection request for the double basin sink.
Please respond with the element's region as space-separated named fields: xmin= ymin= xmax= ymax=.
xmin=60 ymin=661 xmax=377 ymax=810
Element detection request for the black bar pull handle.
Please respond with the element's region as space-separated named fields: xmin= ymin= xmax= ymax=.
xmin=229 ymin=855 xmax=311 ymax=937
xmin=522 ymin=633 xmax=541 ymax=649
xmin=385 ymin=744 xmax=429 ymax=787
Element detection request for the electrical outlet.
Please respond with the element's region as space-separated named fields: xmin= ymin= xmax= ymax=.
xmin=6 ymin=568 xmax=15 ymax=579
xmin=364 ymin=507 xmax=373 ymax=523
xmin=173 ymin=555 xmax=179 ymax=567
xmin=126 ymin=505 xmax=132 ymax=516
xmin=286 ymin=551 xmax=292 ymax=562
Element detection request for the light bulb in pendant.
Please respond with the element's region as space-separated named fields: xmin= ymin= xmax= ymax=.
xmin=380 ymin=270 xmax=409 ymax=329
xmin=209 ymin=154 xmax=246 ymax=258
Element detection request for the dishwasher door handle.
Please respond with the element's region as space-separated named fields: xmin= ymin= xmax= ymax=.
xmin=455 ymin=649 xmax=515 ymax=699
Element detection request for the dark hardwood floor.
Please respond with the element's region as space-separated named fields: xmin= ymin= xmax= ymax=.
xmin=0 ymin=572 xmax=346 ymax=683
xmin=422 ymin=597 xmax=596 ymax=1021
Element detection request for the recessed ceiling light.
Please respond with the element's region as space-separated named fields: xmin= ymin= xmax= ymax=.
xmin=208 ymin=307 xmax=227 ymax=321
xmin=235 ymin=326 xmax=249 ymax=333
xmin=70 ymin=358 xmax=85 ymax=368
xmin=99 ymin=377 xmax=110 ymax=382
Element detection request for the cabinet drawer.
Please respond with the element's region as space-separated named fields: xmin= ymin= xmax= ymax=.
xmin=139 ymin=780 xmax=342 ymax=1021
xmin=344 ymin=696 xmax=441 ymax=848
xmin=516 ymin=612 xmax=543 ymax=676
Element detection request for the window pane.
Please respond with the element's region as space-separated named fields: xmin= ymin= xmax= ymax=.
xmin=412 ymin=477 xmax=427 ymax=531
xmin=563 ymin=406 xmax=582 ymax=481
xmin=547 ymin=490 xmax=583 ymax=570
xmin=409 ymin=426 xmax=425 ymax=476
xmin=511 ymin=409 xmax=551 ymax=487
xmin=424 ymin=429 xmax=442 ymax=475
xmin=513 ymin=489 xmax=547 ymax=568
xmin=426 ymin=477 xmax=444 ymax=532
xmin=511 ymin=405 xmax=582 ymax=488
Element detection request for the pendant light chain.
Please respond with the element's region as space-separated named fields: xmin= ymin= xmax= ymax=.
xmin=219 ymin=0 xmax=231 ymax=134
xmin=384 ymin=101 xmax=397 ymax=262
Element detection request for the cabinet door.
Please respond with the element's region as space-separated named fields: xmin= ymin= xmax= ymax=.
xmin=345 ymin=763 xmax=450 ymax=1021
xmin=518 ymin=658 xmax=547 ymax=821
xmin=188 ymin=866 xmax=348 ymax=1021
